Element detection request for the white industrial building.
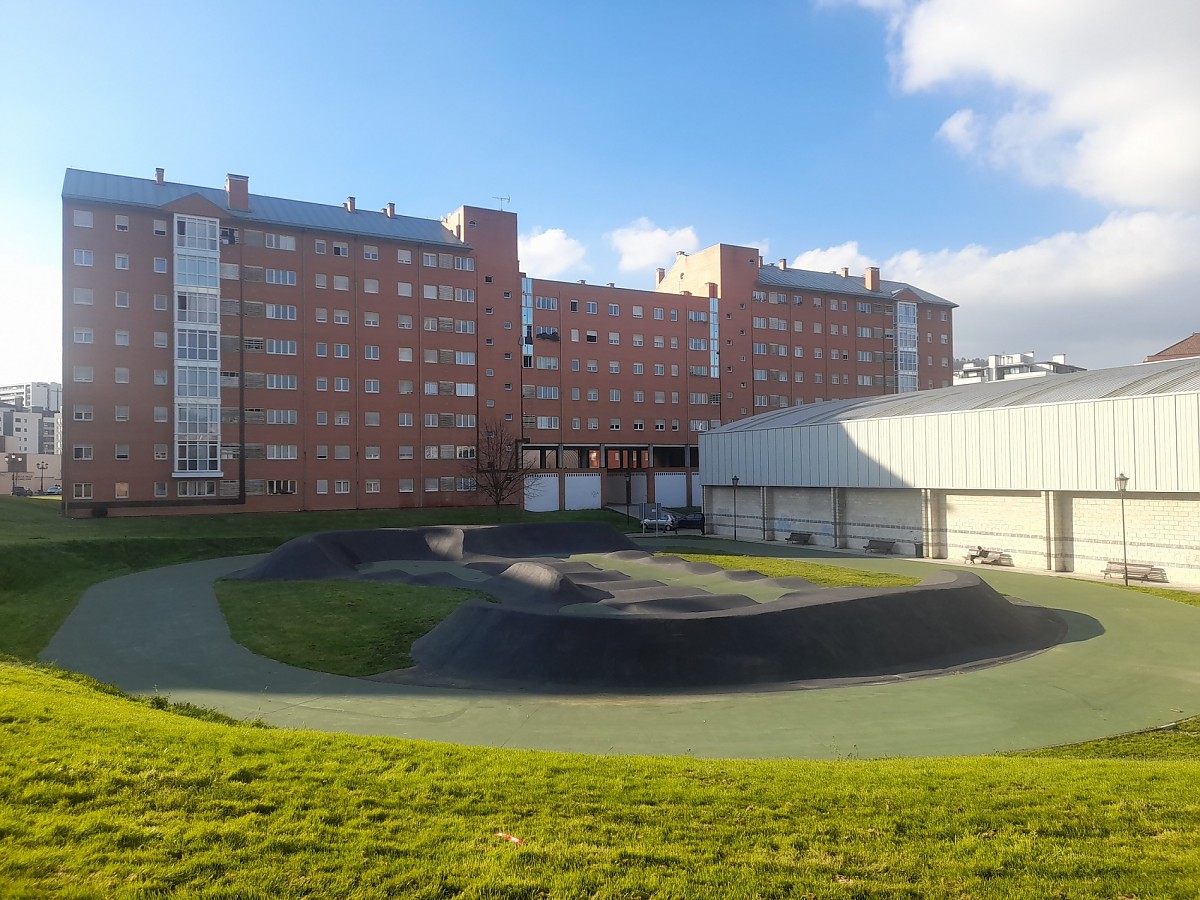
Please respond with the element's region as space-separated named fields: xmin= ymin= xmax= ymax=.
xmin=700 ymin=358 xmax=1200 ymax=587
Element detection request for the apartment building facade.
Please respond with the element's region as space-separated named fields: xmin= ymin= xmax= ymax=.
xmin=62 ymin=168 xmax=955 ymax=517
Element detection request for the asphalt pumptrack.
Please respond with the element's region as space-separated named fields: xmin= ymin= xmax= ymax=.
xmin=41 ymin=523 xmax=1200 ymax=759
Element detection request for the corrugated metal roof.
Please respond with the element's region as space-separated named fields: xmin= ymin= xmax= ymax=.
xmin=62 ymin=169 xmax=466 ymax=248
xmin=714 ymin=358 xmax=1200 ymax=433
xmin=754 ymin=266 xmax=955 ymax=307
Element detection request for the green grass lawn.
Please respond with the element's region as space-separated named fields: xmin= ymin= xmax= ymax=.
xmin=3 ymin=659 xmax=1200 ymax=898
xmin=216 ymin=580 xmax=493 ymax=676
xmin=659 ymin=551 xmax=920 ymax=588
xmin=4 ymin=496 xmax=1200 ymax=896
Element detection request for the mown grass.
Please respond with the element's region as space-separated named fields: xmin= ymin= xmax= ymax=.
xmin=5 ymin=495 xmax=1200 ymax=895
xmin=3 ymin=659 xmax=1200 ymax=898
xmin=660 ymin=551 xmax=920 ymax=588
xmin=216 ymin=580 xmax=492 ymax=675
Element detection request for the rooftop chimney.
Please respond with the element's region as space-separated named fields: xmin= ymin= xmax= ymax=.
xmin=707 ymin=282 xmax=718 ymax=298
xmin=578 ymin=279 xmax=586 ymax=285
xmin=344 ymin=196 xmax=356 ymax=213
xmin=383 ymin=202 xmax=395 ymax=218
xmin=839 ymin=266 xmax=849 ymax=278
xmin=606 ymin=282 xmax=614 ymax=288
xmin=779 ymin=258 xmax=787 ymax=270
xmin=865 ymin=266 xmax=880 ymax=291
xmin=225 ymin=173 xmax=249 ymax=211
xmin=758 ymin=256 xmax=764 ymax=268
xmin=154 ymin=167 xmax=165 ymax=185
xmin=655 ymin=267 xmax=665 ymax=285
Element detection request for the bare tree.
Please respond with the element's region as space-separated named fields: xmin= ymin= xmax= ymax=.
xmin=463 ymin=418 xmax=538 ymax=517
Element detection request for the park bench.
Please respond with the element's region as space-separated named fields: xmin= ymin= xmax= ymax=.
xmin=1102 ymin=561 xmax=1168 ymax=582
xmin=964 ymin=547 xmax=1014 ymax=566
xmin=863 ymin=539 xmax=895 ymax=554
xmin=785 ymin=531 xmax=812 ymax=545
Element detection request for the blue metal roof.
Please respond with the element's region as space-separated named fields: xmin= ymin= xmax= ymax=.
xmin=62 ymin=169 xmax=466 ymax=248
xmin=755 ymin=265 xmax=955 ymax=307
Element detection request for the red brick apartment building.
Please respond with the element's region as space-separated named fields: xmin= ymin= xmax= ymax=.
xmin=61 ymin=168 xmax=954 ymax=517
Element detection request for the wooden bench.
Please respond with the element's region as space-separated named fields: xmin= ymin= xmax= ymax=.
xmin=1102 ymin=561 xmax=1168 ymax=582
xmin=863 ymin=539 xmax=895 ymax=554
xmin=965 ymin=548 xmax=1014 ymax=566
xmin=785 ymin=531 xmax=812 ymax=545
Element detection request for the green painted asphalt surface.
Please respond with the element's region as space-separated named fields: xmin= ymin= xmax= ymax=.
xmin=39 ymin=540 xmax=1200 ymax=759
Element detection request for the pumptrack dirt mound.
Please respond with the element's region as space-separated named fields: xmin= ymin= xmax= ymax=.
xmin=230 ymin=524 xmax=1072 ymax=693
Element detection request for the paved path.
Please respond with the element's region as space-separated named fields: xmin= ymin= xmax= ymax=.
xmin=40 ymin=547 xmax=1200 ymax=759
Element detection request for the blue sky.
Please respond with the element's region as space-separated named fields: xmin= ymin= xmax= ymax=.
xmin=3 ymin=0 xmax=1197 ymax=385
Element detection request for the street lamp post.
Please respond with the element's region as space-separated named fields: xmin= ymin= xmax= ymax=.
xmin=731 ymin=475 xmax=740 ymax=541
xmin=1115 ymin=472 xmax=1129 ymax=587
xmin=5 ymin=453 xmax=26 ymax=494
xmin=36 ymin=461 xmax=48 ymax=494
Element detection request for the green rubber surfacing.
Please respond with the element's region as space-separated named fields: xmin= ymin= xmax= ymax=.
xmin=39 ymin=547 xmax=1200 ymax=760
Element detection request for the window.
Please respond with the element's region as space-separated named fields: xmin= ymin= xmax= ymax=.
xmin=266 ymin=339 xmax=297 ymax=355
xmin=422 ymin=252 xmax=438 ymax=267
xmin=315 ymin=274 xmax=328 ymax=289
xmin=73 ymin=287 xmax=94 ymax=305
xmin=333 ymin=275 xmax=349 ymax=291
xmin=266 ymin=445 xmax=298 ymax=460
xmin=454 ymin=288 xmax=475 ymax=303
xmin=364 ymin=345 xmax=380 ymax=360
xmin=454 ymin=256 xmax=474 ymax=270
xmin=535 ymin=295 xmax=558 ymax=310
xmin=265 ymin=269 xmax=297 ymax=286
xmin=73 ymin=445 xmax=93 ymax=461
xmin=608 ymin=304 xmax=619 ymax=317
xmin=315 ymin=307 xmax=328 ymax=323
xmin=74 ymin=249 xmax=93 ymax=266
xmin=115 ymin=254 xmax=129 ymax=270
xmin=397 ymin=249 xmax=412 ymax=264
xmin=73 ymin=210 xmax=93 ymax=227
xmin=609 ymin=361 xmax=620 ymax=374
xmin=73 ymin=483 xmax=93 ymax=500
xmin=316 ymin=411 xmax=328 ymax=425
xmin=266 ymin=304 xmax=297 ymax=320
xmin=315 ymin=240 xmax=326 ymax=254
xmin=364 ymin=278 xmax=379 ymax=294
xmin=609 ymin=332 xmax=620 ymax=345
xmin=154 ymin=406 xmax=168 ymax=422
xmin=153 ymin=331 xmax=168 ymax=348
xmin=333 ymin=242 xmax=349 ymax=257
xmin=265 ymin=233 xmax=296 ymax=251
xmin=154 ymin=294 xmax=168 ymax=311
xmin=609 ymin=389 xmax=621 ymax=402
xmin=73 ymin=327 xmax=93 ymax=344
xmin=334 ymin=309 xmax=349 ymax=325
xmin=334 ymin=480 xmax=351 ymax=494
xmin=114 ymin=405 xmax=130 ymax=421
xmin=154 ymin=257 xmax=168 ymax=274
xmin=316 ymin=480 xmax=329 ymax=494
xmin=334 ymin=343 xmax=350 ymax=358
xmin=114 ymin=368 xmax=130 ymax=384
xmin=334 ymin=377 xmax=350 ymax=392
xmin=364 ymin=379 xmax=380 ymax=393
xmin=267 ymin=374 xmax=298 ymax=390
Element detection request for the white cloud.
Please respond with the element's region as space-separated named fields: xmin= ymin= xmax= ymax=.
xmin=877 ymin=211 xmax=1200 ymax=367
xmin=790 ymin=241 xmax=879 ymax=275
xmin=607 ymin=217 xmax=700 ymax=273
xmin=0 ymin=252 xmax=61 ymax=385
xmin=877 ymin=0 xmax=1200 ymax=211
xmin=936 ymin=108 xmax=979 ymax=154
xmin=518 ymin=227 xmax=588 ymax=278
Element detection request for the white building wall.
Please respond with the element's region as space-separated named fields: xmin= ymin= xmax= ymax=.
xmin=523 ymin=473 xmax=559 ymax=512
xmin=769 ymin=488 xmax=835 ymax=546
xmin=564 ymin=472 xmax=601 ymax=510
xmin=943 ymin=491 xmax=1046 ymax=567
xmin=654 ymin=471 xmax=687 ymax=508
xmin=843 ymin=489 xmax=923 ymax=554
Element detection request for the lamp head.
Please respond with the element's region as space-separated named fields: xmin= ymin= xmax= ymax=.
xmin=1115 ymin=473 xmax=1129 ymax=492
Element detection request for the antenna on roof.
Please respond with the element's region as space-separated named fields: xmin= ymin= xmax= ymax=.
xmin=493 ymin=195 xmax=510 ymax=211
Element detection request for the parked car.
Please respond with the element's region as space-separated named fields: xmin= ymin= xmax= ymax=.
xmin=11 ymin=486 xmax=34 ymax=497
xmin=640 ymin=512 xmax=678 ymax=532
xmin=44 ymin=485 xmax=62 ymax=496
xmin=673 ymin=512 xmax=706 ymax=534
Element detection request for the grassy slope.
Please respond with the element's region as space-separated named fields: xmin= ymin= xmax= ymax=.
xmin=3 ymin=660 xmax=1200 ymax=899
